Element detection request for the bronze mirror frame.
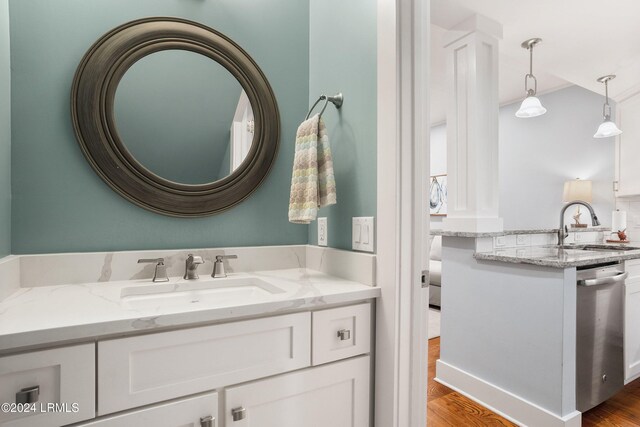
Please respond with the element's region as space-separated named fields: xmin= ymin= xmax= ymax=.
xmin=71 ymin=17 xmax=280 ymax=217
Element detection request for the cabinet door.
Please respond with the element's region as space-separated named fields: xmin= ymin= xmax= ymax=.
xmin=225 ymin=356 xmax=370 ymax=427
xmin=75 ymin=392 xmax=218 ymax=427
xmin=615 ymin=92 xmax=640 ymax=197
xmin=625 ymin=280 xmax=640 ymax=383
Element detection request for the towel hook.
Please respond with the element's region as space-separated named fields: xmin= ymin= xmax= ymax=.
xmin=305 ymin=93 xmax=344 ymax=120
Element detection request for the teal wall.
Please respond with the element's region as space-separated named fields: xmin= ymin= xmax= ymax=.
xmin=307 ymin=0 xmax=377 ymax=250
xmin=10 ymin=0 xmax=310 ymax=254
xmin=0 ymin=0 xmax=10 ymax=258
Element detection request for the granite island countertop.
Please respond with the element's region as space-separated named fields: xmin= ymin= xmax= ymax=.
xmin=0 ymin=268 xmax=380 ymax=354
xmin=431 ymin=226 xmax=611 ymax=238
xmin=474 ymin=244 xmax=640 ymax=268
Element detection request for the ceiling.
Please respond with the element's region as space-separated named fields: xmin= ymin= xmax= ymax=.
xmin=430 ymin=0 xmax=640 ymax=124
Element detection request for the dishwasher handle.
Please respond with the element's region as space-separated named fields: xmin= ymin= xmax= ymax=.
xmin=579 ymin=271 xmax=628 ymax=287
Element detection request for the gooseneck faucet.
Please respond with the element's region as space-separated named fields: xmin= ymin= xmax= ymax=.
xmin=184 ymin=254 xmax=205 ymax=280
xmin=558 ymin=200 xmax=601 ymax=246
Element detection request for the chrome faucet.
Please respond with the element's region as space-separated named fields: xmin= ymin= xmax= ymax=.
xmin=558 ymin=200 xmax=601 ymax=246
xmin=184 ymin=254 xmax=205 ymax=280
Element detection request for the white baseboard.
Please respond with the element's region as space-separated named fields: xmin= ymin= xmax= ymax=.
xmin=435 ymin=360 xmax=581 ymax=427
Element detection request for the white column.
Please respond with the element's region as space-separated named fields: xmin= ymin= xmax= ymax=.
xmin=442 ymin=15 xmax=503 ymax=232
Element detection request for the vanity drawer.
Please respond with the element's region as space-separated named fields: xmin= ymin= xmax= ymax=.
xmin=98 ymin=312 xmax=311 ymax=415
xmin=312 ymin=303 xmax=371 ymax=366
xmin=0 ymin=344 xmax=95 ymax=427
xmin=76 ymin=392 xmax=218 ymax=427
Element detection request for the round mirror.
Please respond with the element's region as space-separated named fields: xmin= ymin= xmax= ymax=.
xmin=114 ymin=50 xmax=254 ymax=185
xmin=71 ymin=18 xmax=279 ymax=217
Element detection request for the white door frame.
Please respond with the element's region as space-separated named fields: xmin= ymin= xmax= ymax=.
xmin=375 ymin=0 xmax=430 ymax=426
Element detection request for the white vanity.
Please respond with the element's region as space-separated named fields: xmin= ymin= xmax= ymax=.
xmin=0 ymin=245 xmax=379 ymax=427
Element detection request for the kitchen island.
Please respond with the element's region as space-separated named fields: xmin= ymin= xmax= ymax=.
xmin=432 ymin=228 xmax=640 ymax=427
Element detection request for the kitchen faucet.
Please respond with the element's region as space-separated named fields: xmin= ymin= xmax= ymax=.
xmin=184 ymin=254 xmax=205 ymax=280
xmin=558 ymin=200 xmax=600 ymax=246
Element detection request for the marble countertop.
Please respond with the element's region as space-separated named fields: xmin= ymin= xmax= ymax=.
xmin=474 ymin=244 xmax=640 ymax=268
xmin=432 ymin=226 xmax=611 ymax=238
xmin=0 ymin=268 xmax=380 ymax=354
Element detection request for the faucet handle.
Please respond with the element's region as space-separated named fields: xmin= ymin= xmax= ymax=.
xmin=215 ymin=255 xmax=238 ymax=262
xmin=138 ymin=257 xmax=165 ymax=264
xmin=137 ymin=258 xmax=169 ymax=283
xmin=212 ymin=255 xmax=238 ymax=278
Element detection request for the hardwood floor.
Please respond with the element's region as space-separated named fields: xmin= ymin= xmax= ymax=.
xmin=427 ymin=337 xmax=640 ymax=426
xmin=427 ymin=337 xmax=515 ymax=426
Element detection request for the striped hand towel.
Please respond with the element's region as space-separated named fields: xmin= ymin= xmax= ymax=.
xmin=288 ymin=114 xmax=337 ymax=224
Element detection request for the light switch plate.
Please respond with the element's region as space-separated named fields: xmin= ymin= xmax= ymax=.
xmin=352 ymin=217 xmax=375 ymax=252
xmin=318 ymin=217 xmax=327 ymax=247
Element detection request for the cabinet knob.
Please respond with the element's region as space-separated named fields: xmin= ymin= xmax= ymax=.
xmin=200 ymin=415 xmax=215 ymax=427
xmin=337 ymin=329 xmax=351 ymax=340
xmin=16 ymin=385 xmax=40 ymax=404
xmin=231 ymin=407 xmax=246 ymax=421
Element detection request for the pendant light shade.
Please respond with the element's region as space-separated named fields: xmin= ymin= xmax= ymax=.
xmin=515 ymin=95 xmax=547 ymax=118
xmin=516 ymin=38 xmax=546 ymax=118
xmin=594 ymin=120 xmax=622 ymax=138
xmin=594 ymin=75 xmax=622 ymax=139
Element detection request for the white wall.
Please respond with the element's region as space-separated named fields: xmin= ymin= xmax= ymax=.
xmin=430 ymin=85 xmax=615 ymax=231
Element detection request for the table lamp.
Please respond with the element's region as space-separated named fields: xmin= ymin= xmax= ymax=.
xmin=563 ymin=178 xmax=592 ymax=228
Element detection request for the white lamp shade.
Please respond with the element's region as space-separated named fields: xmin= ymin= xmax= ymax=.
xmin=563 ymin=179 xmax=592 ymax=203
xmin=594 ymin=120 xmax=622 ymax=138
xmin=515 ymin=96 xmax=547 ymax=118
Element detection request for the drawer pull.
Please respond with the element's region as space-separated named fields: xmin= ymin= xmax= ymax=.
xmin=16 ymin=386 xmax=40 ymax=404
xmin=231 ymin=407 xmax=247 ymax=421
xmin=200 ymin=415 xmax=215 ymax=427
xmin=337 ymin=329 xmax=351 ymax=341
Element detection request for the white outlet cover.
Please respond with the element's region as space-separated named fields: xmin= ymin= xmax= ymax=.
xmin=318 ymin=217 xmax=327 ymax=247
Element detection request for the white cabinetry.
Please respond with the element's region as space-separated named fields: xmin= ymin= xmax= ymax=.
xmin=98 ymin=312 xmax=310 ymax=414
xmin=625 ymin=260 xmax=640 ymax=383
xmin=225 ymin=356 xmax=370 ymax=427
xmin=1 ymin=302 xmax=373 ymax=426
xmin=0 ymin=344 xmax=95 ymax=427
xmin=76 ymin=392 xmax=218 ymax=427
xmin=615 ymin=91 xmax=640 ymax=197
xmin=312 ymin=303 xmax=371 ymax=365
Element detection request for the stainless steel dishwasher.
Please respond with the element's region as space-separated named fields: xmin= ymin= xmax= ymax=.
xmin=576 ymin=263 xmax=627 ymax=412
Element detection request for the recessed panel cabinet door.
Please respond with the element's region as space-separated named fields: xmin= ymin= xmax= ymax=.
xmin=615 ymin=92 xmax=640 ymax=197
xmin=224 ymin=356 xmax=370 ymax=427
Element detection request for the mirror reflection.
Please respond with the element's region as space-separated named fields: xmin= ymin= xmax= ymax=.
xmin=114 ymin=50 xmax=254 ymax=185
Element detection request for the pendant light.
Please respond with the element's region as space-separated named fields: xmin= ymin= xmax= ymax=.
xmin=515 ymin=38 xmax=547 ymax=118
xmin=594 ymin=75 xmax=622 ymax=138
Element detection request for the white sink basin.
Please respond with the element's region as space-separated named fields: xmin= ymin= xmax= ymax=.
xmin=120 ymin=277 xmax=286 ymax=310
